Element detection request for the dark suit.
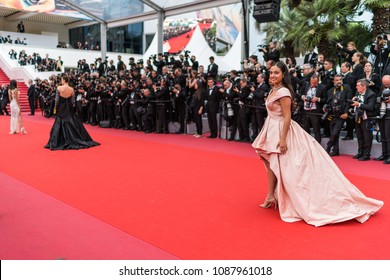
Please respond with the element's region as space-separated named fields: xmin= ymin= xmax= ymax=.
xmin=252 ymin=82 xmax=269 ymax=138
xmin=263 ymin=48 xmax=280 ymax=62
xmin=325 ymin=85 xmax=353 ymax=154
xmin=304 ymin=52 xmax=318 ymax=66
xmin=301 ymin=84 xmax=327 ymax=143
xmin=342 ymin=72 xmax=356 ymax=139
xmin=352 ymin=64 xmax=364 ymax=83
xmin=205 ymin=86 xmax=221 ymax=137
xmin=0 ymin=87 xmax=10 ymax=115
xmin=28 ymin=84 xmax=35 ymax=115
xmin=354 ymin=89 xmax=377 ymax=158
xmin=207 ymin=63 xmax=218 ymax=79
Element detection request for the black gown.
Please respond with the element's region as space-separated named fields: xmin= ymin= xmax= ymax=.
xmin=44 ymin=95 xmax=100 ymax=150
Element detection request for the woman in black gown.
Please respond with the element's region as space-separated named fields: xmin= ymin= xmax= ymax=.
xmin=44 ymin=75 xmax=100 ymax=150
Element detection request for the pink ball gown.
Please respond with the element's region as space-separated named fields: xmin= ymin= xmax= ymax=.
xmin=252 ymin=87 xmax=384 ymax=227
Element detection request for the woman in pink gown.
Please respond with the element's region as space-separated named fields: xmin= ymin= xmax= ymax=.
xmin=252 ymin=61 xmax=383 ymax=227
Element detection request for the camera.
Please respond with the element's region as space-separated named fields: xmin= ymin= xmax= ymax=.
xmin=226 ymin=102 xmax=234 ymax=117
xmin=305 ymin=96 xmax=313 ymax=109
xmin=380 ymin=88 xmax=390 ymax=102
xmin=257 ymin=44 xmax=267 ymax=52
xmin=137 ymin=59 xmax=144 ymax=65
xmin=321 ymin=104 xmax=330 ymax=120
xmin=149 ymin=54 xmax=157 ymax=60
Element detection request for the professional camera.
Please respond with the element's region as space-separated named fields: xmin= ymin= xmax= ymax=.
xmin=184 ymin=50 xmax=191 ymax=60
xmin=331 ymin=98 xmax=342 ymax=115
xmin=257 ymin=44 xmax=267 ymax=52
xmin=226 ymin=102 xmax=234 ymax=117
xmin=321 ymin=104 xmax=330 ymax=120
xmin=137 ymin=59 xmax=144 ymax=65
xmin=380 ymin=88 xmax=390 ymax=102
xmin=305 ymin=96 xmax=313 ymax=109
xmin=290 ymin=65 xmax=302 ymax=74
xmin=149 ymin=54 xmax=157 ymax=60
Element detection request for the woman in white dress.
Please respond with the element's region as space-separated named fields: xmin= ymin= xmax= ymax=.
xmin=9 ymin=79 xmax=27 ymax=134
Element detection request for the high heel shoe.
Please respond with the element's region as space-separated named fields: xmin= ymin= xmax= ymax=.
xmin=21 ymin=127 xmax=28 ymax=134
xmin=260 ymin=197 xmax=278 ymax=209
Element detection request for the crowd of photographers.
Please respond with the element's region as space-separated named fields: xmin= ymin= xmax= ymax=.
xmin=23 ymin=33 xmax=390 ymax=163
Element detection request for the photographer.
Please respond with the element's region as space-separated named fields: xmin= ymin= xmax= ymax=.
xmin=128 ymin=80 xmax=143 ymax=131
xmin=300 ymin=74 xmax=326 ymax=143
xmin=261 ymin=41 xmax=280 ymax=63
xmin=377 ymin=75 xmax=390 ymax=164
xmin=370 ymin=34 xmax=389 ymax=76
xmin=233 ymin=78 xmax=251 ymax=142
xmin=75 ymin=79 xmax=88 ymax=123
xmin=117 ymin=55 xmax=126 ymax=73
xmin=118 ymin=80 xmax=131 ymax=130
xmin=351 ymin=52 xmax=366 ymax=83
xmin=0 ymin=84 xmax=10 ymax=116
xmin=303 ymin=48 xmax=318 ymax=67
xmin=251 ymin=73 xmax=269 ymax=140
xmin=154 ymin=78 xmax=170 ymax=134
xmin=340 ymin=62 xmax=356 ymax=140
xmin=140 ymin=88 xmax=156 ymax=133
xmin=221 ymin=79 xmax=238 ymax=141
xmin=351 ymin=79 xmax=377 ymax=161
xmin=153 ymin=53 xmax=165 ymax=76
xmin=336 ymin=42 xmax=357 ymax=64
xmin=190 ymin=55 xmax=199 ymax=72
xmin=86 ymin=80 xmax=99 ymax=126
xmin=172 ymin=83 xmax=187 ymax=134
xmin=325 ymin=75 xmax=352 ymax=156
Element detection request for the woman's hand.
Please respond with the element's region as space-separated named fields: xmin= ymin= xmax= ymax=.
xmin=277 ymin=139 xmax=287 ymax=154
xmin=198 ymin=107 xmax=203 ymax=115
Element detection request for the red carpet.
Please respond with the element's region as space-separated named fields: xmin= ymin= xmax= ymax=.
xmin=0 ymin=68 xmax=30 ymax=112
xmin=0 ymin=114 xmax=389 ymax=260
xmin=166 ymin=29 xmax=195 ymax=54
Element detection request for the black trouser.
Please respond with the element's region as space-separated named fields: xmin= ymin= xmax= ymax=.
xmin=1 ymin=100 xmax=9 ymax=115
xmin=142 ymin=112 xmax=154 ymax=131
xmin=237 ymin=106 xmax=249 ymax=140
xmin=156 ymin=103 xmax=168 ymax=133
xmin=76 ymin=101 xmax=87 ymax=122
xmin=383 ymin=110 xmax=390 ymax=160
xmin=193 ymin=108 xmax=203 ymax=135
xmin=88 ymin=100 xmax=98 ymax=125
xmin=344 ymin=117 xmax=355 ymax=139
xmin=302 ymin=111 xmax=322 ymax=143
xmin=121 ymin=102 xmax=131 ymax=129
xmin=207 ymin=111 xmax=218 ymax=137
xmin=129 ymin=104 xmax=142 ymax=130
xmin=355 ymin=118 xmax=374 ymax=157
xmin=228 ymin=106 xmax=239 ymax=140
xmin=28 ymin=98 xmax=35 ymax=115
xmin=326 ymin=117 xmax=345 ymax=153
xmin=251 ymin=109 xmax=267 ymax=139
xmin=176 ymin=103 xmax=186 ymax=133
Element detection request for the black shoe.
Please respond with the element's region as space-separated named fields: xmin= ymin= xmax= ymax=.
xmin=207 ymin=135 xmax=216 ymax=138
xmin=341 ymin=137 xmax=352 ymax=141
xmin=374 ymin=155 xmax=384 ymax=161
xmin=228 ymin=138 xmax=234 ymax=141
xmin=353 ymin=154 xmax=362 ymax=159
xmin=384 ymin=159 xmax=390 ymax=164
xmin=358 ymin=156 xmax=370 ymax=161
xmin=144 ymin=130 xmax=152 ymax=134
xmin=329 ymin=151 xmax=340 ymax=156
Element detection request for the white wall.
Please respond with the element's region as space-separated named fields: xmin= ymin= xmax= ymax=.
xmin=0 ymin=18 xmax=68 ymax=43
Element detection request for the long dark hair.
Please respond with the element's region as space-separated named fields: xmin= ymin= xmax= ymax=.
xmin=9 ymin=80 xmax=17 ymax=90
xmin=274 ymin=61 xmax=297 ymax=111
